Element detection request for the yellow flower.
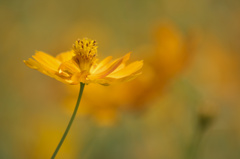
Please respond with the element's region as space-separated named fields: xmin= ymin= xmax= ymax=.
xmin=24 ymin=38 xmax=143 ymax=85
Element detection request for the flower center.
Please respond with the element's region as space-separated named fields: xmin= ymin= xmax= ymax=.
xmin=72 ymin=38 xmax=97 ymax=71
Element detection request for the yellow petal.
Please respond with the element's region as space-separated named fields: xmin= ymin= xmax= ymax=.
xmin=107 ymin=52 xmax=131 ymax=74
xmin=56 ymin=51 xmax=75 ymax=62
xmin=32 ymin=51 xmax=61 ymax=72
xmin=71 ymin=71 xmax=89 ymax=84
xmin=97 ymin=71 xmax=142 ymax=85
xmin=90 ymin=56 xmax=113 ymax=74
xmin=114 ymin=52 xmax=131 ymax=64
xmin=24 ymin=58 xmax=53 ymax=77
xmin=91 ymin=78 xmax=113 ymax=86
xmin=117 ymin=71 xmax=142 ymax=82
xmin=88 ymin=55 xmax=126 ymax=80
xmin=93 ymin=53 xmax=131 ymax=74
xmin=57 ymin=60 xmax=80 ymax=77
xmin=107 ymin=60 xmax=143 ymax=79
xmin=24 ymin=58 xmax=73 ymax=84
xmin=53 ymin=75 xmax=75 ymax=84
xmin=24 ymin=58 xmax=41 ymax=70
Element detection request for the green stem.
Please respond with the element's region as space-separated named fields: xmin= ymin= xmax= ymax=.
xmin=51 ymin=83 xmax=85 ymax=159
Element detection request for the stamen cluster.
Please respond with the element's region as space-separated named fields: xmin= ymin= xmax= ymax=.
xmin=73 ymin=38 xmax=97 ymax=59
xmin=72 ymin=38 xmax=98 ymax=71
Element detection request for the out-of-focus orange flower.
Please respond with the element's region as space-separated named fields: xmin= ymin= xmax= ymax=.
xmin=116 ymin=22 xmax=197 ymax=110
xmin=24 ymin=38 xmax=143 ymax=85
xmin=152 ymin=22 xmax=196 ymax=80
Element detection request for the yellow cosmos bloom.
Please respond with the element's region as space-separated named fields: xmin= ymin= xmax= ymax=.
xmin=24 ymin=38 xmax=143 ymax=85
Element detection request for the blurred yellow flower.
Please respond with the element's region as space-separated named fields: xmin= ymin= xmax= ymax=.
xmin=24 ymin=38 xmax=143 ymax=85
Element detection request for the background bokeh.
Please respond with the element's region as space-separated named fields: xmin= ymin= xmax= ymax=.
xmin=1 ymin=0 xmax=240 ymax=158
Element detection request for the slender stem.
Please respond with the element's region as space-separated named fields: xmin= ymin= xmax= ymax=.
xmin=51 ymin=83 xmax=85 ymax=159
